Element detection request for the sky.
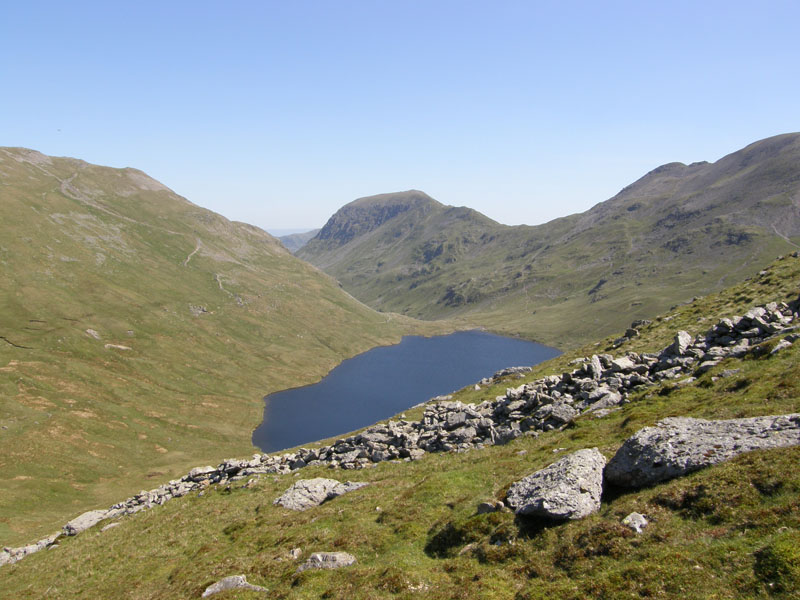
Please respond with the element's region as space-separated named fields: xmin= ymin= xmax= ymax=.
xmin=2 ymin=1 xmax=799 ymax=233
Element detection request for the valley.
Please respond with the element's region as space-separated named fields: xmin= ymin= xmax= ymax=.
xmin=1 ymin=135 xmax=799 ymax=598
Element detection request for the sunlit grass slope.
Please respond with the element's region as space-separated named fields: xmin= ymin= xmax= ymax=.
xmin=2 ymin=255 xmax=798 ymax=599
xmin=0 ymin=148 xmax=449 ymax=547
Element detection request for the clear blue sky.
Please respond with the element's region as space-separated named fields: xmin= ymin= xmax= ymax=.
xmin=2 ymin=1 xmax=798 ymax=231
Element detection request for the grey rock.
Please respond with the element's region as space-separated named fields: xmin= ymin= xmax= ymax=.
xmin=273 ymin=478 xmax=368 ymax=511
xmin=201 ymin=575 xmax=267 ymax=597
xmin=605 ymin=414 xmax=800 ymax=488
xmin=589 ymin=355 xmax=603 ymax=380
xmin=669 ymin=331 xmax=693 ymax=356
xmin=506 ymin=448 xmax=606 ymax=520
xmin=611 ymin=356 xmax=636 ymax=372
xmin=622 ymin=512 xmax=648 ymax=533
xmin=771 ymin=339 xmax=793 ymax=355
xmin=296 ymin=551 xmax=356 ymax=573
xmin=187 ymin=466 xmax=217 ymax=481
xmin=63 ymin=509 xmax=109 ymax=536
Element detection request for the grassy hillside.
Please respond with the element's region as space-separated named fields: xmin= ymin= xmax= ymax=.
xmin=2 ymin=254 xmax=798 ymax=598
xmin=0 ymin=148 xmax=450 ymax=547
xmin=299 ymin=134 xmax=800 ymax=347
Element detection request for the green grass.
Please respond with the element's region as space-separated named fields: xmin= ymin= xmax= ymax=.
xmin=2 ymin=254 xmax=798 ymax=598
xmin=0 ymin=149 xmax=453 ymax=547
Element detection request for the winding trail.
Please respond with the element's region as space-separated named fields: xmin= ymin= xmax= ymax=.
xmin=772 ymin=224 xmax=800 ymax=249
xmin=183 ymin=239 xmax=202 ymax=266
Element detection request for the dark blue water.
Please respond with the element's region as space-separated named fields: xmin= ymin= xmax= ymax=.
xmin=252 ymin=330 xmax=560 ymax=453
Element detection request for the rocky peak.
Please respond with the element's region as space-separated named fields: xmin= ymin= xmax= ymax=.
xmin=314 ymin=190 xmax=439 ymax=246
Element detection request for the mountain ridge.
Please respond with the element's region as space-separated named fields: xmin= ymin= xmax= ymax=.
xmin=298 ymin=133 xmax=800 ymax=346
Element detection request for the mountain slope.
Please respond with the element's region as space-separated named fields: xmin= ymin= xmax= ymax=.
xmin=298 ymin=134 xmax=800 ymax=346
xmin=3 ymin=254 xmax=798 ymax=599
xmin=0 ymin=148 xmax=447 ymax=546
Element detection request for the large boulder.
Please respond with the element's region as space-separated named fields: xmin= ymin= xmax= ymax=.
xmin=605 ymin=414 xmax=800 ymax=488
xmin=273 ymin=478 xmax=368 ymax=511
xmin=505 ymin=448 xmax=606 ymax=520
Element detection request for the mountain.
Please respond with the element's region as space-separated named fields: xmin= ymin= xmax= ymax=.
xmin=278 ymin=228 xmax=320 ymax=253
xmin=298 ymin=133 xmax=800 ymax=347
xmin=0 ymin=148 xmax=445 ymax=546
xmin=4 ymin=252 xmax=799 ymax=598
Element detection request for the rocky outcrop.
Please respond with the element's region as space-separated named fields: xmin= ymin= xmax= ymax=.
xmin=505 ymin=448 xmax=606 ymax=519
xmin=605 ymin=414 xmax=800 ymax=487
xmin=296 ymin=551 xmax=357 ymax=573
xmin=201 ymin=575 xmax=268 ymax=597
xmin=273 ymin=478 xmax=368 ymax=511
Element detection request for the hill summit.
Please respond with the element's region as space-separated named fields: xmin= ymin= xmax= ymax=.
xmin=299 ymin=133 xmax=800 ymax=347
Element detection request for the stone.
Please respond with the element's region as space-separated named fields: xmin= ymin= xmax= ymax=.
xmin=605 ymin=414 xmax=800 ymax=488
xmin=505 ymin=448 xmax=606 ymax=520
xmin=187 ymin=466 xmax=217 ymax=481
xmin=534 ymin=401 xmax=578 ymax=425
xmin=273 ymin=478 xmax=368 ymax=511
xmin=669 ymin=331 xmax=693 ymax=356
xmin=771 ymin=339 xmax=793 ymax=355
xmin=477 ymin=501 xmax=505 ymax=514
xmin=201 ymin=575 xmax=268 ymax=597
xmin=611 ymin=356 xmax=636 ymax=372
xmin=622 ymin=512 xmax=648 ymax=533
xmin=63 ymin=509 xmax=109 ymax=536
xmin=589 ymin=355 xmax=603 ymax=380
xmin=296 ymin=551 xmax=357 ymax=573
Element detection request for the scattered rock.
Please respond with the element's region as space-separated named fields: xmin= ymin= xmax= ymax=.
xmin=605 ymin=414 xmax=800 ymax=488
xmin=201 ymin=575 xmax=267 ymax=597
xmin=274 ymin=478 xmax=368 ymax=511
xmin=506 ymin=448 xmax=606 ymax=520
xmin=622 ymin=512 xmax=648 ymax=533
xmin=296 ymin=551 xmax=356 ymax=573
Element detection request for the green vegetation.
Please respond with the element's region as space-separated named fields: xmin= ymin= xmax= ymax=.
xmin=2 ymin=254 xmax=798 ymax=598
xmin=0 ymin=148 xmax=451 ymax=547
xmin=299 ymin=134 xmax=800 ymax=348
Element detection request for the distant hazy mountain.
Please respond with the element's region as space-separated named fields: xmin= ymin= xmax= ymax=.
xmin=298 ymin=133 xmax=800 ymax=345
xmin=279 ymin=228 xmax=321 ymax=253
xmin=0 ymin=148 xmax=435 ymax=545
